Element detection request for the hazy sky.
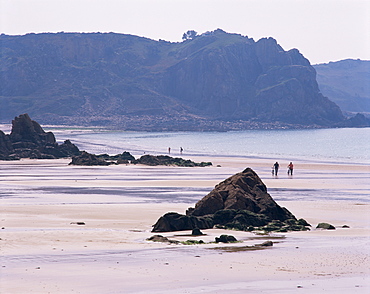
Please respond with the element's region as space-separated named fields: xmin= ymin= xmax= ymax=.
xmin=1 ymin=0 xmax=369 ymax=64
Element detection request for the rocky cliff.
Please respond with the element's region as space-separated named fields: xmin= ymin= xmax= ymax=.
xmin=1 ymin=30 xmax=347 ymax=129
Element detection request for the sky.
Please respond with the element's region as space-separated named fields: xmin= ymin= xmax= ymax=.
xmin=0 ymin=0 xmax=369 ymax=64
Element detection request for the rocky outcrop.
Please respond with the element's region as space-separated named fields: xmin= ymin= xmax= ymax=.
xmin=215 ymin=235 xmax=237 ymax=243
xmin=152 ymin=168 xmax=310 ymax=233
xmin=151 ymin=212 xmax=214 ymax=232
xmin=69 ymin=152 xmax=212 ymax=167
xmin=0 ymin=130 xmax=14 ymax=160
xmin=188 ymin=168 xmax=294 ymax=221
xmin=69 ymin=151 xmax=114 ymax=166
xmin=137 ymin=155 xmax=212 ymax=167
xmin=97 ymin=151 xmax=136 ymax=164
xmin=316 ymin=223 xmax=336 ymax=230
xmin=0 ymin=114 xmax=80 ymax=160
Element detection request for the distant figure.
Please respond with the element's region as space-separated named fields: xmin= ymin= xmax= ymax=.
xmin=288 ymin=162 xmax=294 ymax=176
xmin=180 ymin=147 xmax=183 ymax=154
xmin=273 ymin=162 xmax=279 ymax=176
xmin=168 ymin=147 xmax=171 ymax=154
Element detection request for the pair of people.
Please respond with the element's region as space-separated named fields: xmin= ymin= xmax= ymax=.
xmin=168 ymin=147 xmax=183 ymax=154
xmin=272 ymin=162 xmax=294 ymax=176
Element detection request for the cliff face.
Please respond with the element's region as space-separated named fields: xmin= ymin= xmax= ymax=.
xmin=314 ymin=59 xmax=370 ymax=113
xmin=162 ymin=32 xmax=343 ymax=125
xmin=0 ymin=30 xmax=345 ymax=129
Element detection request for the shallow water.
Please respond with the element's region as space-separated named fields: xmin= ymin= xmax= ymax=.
xmin=56 ymin=128 xmax=370 ymax=164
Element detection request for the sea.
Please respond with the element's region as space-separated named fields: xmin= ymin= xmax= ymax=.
xmin=54 ymin=127 xmax=370 ymax=165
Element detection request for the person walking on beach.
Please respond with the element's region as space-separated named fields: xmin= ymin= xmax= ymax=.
xmin=168 ymin=147 xmax=171 ymax=154
xmin=287 ymin=162 xmax=294 ymax=176
xmin=273 ymin=161 xmax=279 ymax=176
xmin=180 ymin=147 xmax=183 ymax=155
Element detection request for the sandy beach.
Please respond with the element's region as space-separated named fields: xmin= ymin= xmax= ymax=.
xmin=1 ymin=155 xmax=369 ymax=293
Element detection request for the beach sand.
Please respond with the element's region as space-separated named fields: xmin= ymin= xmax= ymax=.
xmin=1 ymin=156 xmax=369 ymax=293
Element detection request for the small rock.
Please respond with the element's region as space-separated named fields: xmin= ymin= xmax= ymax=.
xmin=147 ymin=235 xmax=169 ymax=242
xmin=316 ymin=223 xmax=336 ymax=230
xmin=191 ymin=228 xmax=203 ymax=235
xmin=215 ymin=235 xmax=237 ymax=243
xmin=260 ymin=241 xmax=273 ymax=247
xmin=342 ymin=225 xmax=350 ymax=228
xmin=70 ymin=222 xmax=85 ymax=225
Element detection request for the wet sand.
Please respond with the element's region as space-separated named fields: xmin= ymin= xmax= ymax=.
xmin=1 ymin=156 xmax=370 ymax=293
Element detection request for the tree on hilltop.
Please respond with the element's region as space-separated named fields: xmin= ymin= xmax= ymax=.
xmin=182 ymin=30 xmax=198 ymax=41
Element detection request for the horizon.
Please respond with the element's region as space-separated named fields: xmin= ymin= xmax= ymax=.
xmin=1 ymin=0 xmax=369 ymax=65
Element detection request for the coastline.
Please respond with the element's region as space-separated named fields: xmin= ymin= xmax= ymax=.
xmin=1 ymin=155 xmax=369 ymax=293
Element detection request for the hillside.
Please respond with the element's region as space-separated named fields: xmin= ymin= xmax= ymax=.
xmin=314 ymin=59 xmax=370 ymax=113
xmin=0 ymin=30 xmax=347 ymax=130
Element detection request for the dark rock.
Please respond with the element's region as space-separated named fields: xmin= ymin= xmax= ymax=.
xmin=147 ymin=235 xmax=170 ymax=242
xmin=316 ymin=223 xmax=336 ymax=230
xmin=9 ymin=113 xmax=56 ymax=145
xmin=256 ymin=241 xmax=273 ymax=247
xmin=97 ymin=151 xmax=136 ymax=163
xmin=297 ymin=218 xmax=311 ymax=227
xmin=191 ymin=228 xmax=203 ymax=236
xmin=117 ymin=158 xmax=129 ymax=164
xmin=58 ymin=140 xmax=81 ymax=157
xmin=213 ymin=209 xmax=271 ymax=230
xmin=137 ymin=154 xmax=212 ymax=167
xmin=342 ymin=225 xmax=350 ymax=228
xmin=215 ymin=235 xmax=237 ymax=243
xmin=152 ymin=212 xmax=213 ymax=232
xmin=0 ymin=130 xmax=15 ymax=159
xmin=152 ymin=168 xmax=310 ymax=233
xmin=70 ymin=222 xmax=86 ymax=225
xmin=188 ymin=168 xmax=295 ymax=221
xmin=146 ymin=235 xmax=180 ymax=244
xmin=0 ymin=114 xmax=81 ymax=160
xmin=69 ymin=151 xmax=114 ymax=166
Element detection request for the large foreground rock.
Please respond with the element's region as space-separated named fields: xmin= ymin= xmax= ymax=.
xmin=0 ymin=114 xmax=80 ymax=160
xmin=187 ymin=168 xmax=295 ymax=221
xmin=152 ymin=168 xmax=309 ymax=233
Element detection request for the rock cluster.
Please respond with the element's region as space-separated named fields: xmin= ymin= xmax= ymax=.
xmin=69 ymin=151 xmax=114 ymax=166
xmin=69 ymin=151 xmax=212 ymax=167
xmin=0 ymin=114 xmax=80 ymax=160
xmin=97 ymin=151 xmax=136 ymax=164
xmin=152 ymin=168 xmax=311 ymax=233
xmin=136 ymin=155 xmax=212 ymax=167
